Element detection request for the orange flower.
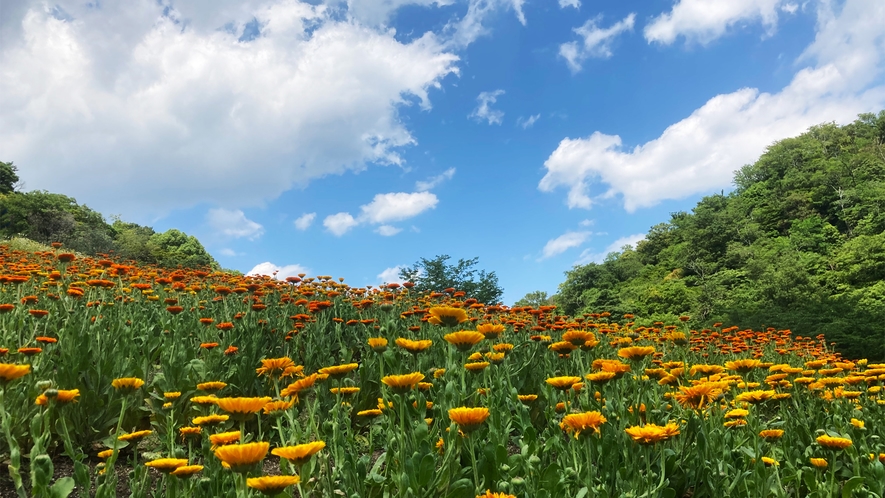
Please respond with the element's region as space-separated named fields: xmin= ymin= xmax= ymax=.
xmin=560 ymin=411 xmax=607 ymax=438
xmin=215 ymin=397 xmax=273 ymax=420
xmin=118 ymin=430 xmax=152 ymax=442
xmin=256 ymin=357 xmax=299 ymax=378
xmin=272 ymin=441 xmax=326 ymax=466
xmin=281 ymin=373 xmax=320 ymax=397
xmin=170 ymin=465 xmax=203 ymax=478
xmin=263 ymin=399 xmax=296 ymax=415
xmin=317 ymin=363 xmax=359 ymax=379
xmin=247 ymin=475 xmax=301 ymax=495
xmin=546 ymin=376 xmax=582 ymax=391
xmin=111 ymin=377 xmax=144 ymax=394
xmin=617 ymin=346 xmax=656 ymax=361
xmin=476 ymin=323 xmax=506 ymax=339
xmin=725 ymin=359 xmax=762 ymax=373
xmin=35 ymin=337 xmax=57 ymax=344
xmin=759 ymin=429 xmax=784 ymax=440
xmin=673 ymin=382 xmax=726 ymax=410
xmin=17 ymin=347 xmax=42 ymax=356
xmin=427 ymin=306 xmax=468 ymax=326
xmin=444 ymin=331 xmax=485 ymax=352
xmin=35 ymin=389 xmax=79 ymax=405
xmin=144 ymin=458 xmax=189 ymax=474
xmin=214 ymin=442 xmax=269 ymax=473
xmin=382 ymin=372 xmax=425 ymax=393
xmin=448 ymin=407 xmax=490 ymax=433
xmin=624 ymin=423 xmax=680 ymax=445
xmin=585 ymin=371 xmax=617 ymax=385
xmin=196 ymin=382 xmax=227 ymax=392
xmin=28 ymin=310 xmax=49 ymax=318
xmin=396 ymin=337 xmax=433 ymax=354
xmin=216 ymin=322 xmax=234 ymax=331
xmin=734 ymin=390 xmax=775 ymax=404
xmin=209 ymin=431 xmax=242 ymax=449
xmin=816 ymin=434 xmax=852 ymax=450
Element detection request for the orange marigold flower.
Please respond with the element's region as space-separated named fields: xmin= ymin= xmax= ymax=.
xmin=617 ymin=346 xmax=656 ymax=361
xmin=256 ymin=357 xmax=297 ymax=378
xmin=214 ymin=442 xmax=269 ymax=473
xmin=725 ymin=359 xmax=762 ymax=373
xmin=427 ymin=306 xmax=468 ymax=326
xmin=35 ymin=336 xmax=57 ymax=344
xmin=382 ymin=372 xmax=425 ymax=393
xmin=272 ymin=441 xmax=326 ymax=466
xmin=216 ymin=322 xmax=234 ymax=331
xmin=476 ymin=323 xmax=506 ymax=339
xmin=396 ymin=337 xmax=433 ymax=354
xmin=215 ymin=397 xmax=273 ymax=420
xmin=624 ymin=423 xmax=680 ymax=445
xmin=759 ymin=429 xmax=784 ymax=440
xmin=735 ymin=390 xmax=775 ymax=404
xmin=673 ymin=382 xmax=727 ymax=410
xmin=247 ymin=475 xmax=301 ymax=495
xmin=111 ymin=377 xmax=144 ymax=394
xmin=476 ymin=491 xmax=516 ymax=498
xmin=448 ymin=407 xmax=490 ymax=433
xmin=17 ymin=347 xmax=42 ymax=356
xmin=281 ymin=373 xmax=320 ymax=397
xmin=171 ymin=465 xmax=203 ymax=477
xmin=200 ymin=342 xmax=219 ymax=350
xmin=28 ymin=310 xmax=49 ymax=318
xmin=35 ymin=388 xmax=79 ymax=405
xmin=560 ymin=411 xmax=607 ymax=438
xmin=209 ymin=431 xmax=242 ymax=449
xmin=816 ymin=434 xmax=852 ymax=450
xmin=118 ymin=430 xmax=152 ymax=442
xmin=196 ymin=382 xmax=226 ymax=392
xmin=444 ymin=331 xmax=485 ymax=352
xmin=809 ymin=457 xmax=828 ymax=469
xmin=546 ymin=376 xmax=582 ymax=391
xmin=144 ymin=458 xmax=189 ymax=474
xmin=317 ymin=363 xmax=358 ymax=379
xmin=263 ymin=399 xmax=296 ymax=415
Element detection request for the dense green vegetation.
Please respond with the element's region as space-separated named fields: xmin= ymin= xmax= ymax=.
xmin=0 ymin=161 xmax=218 ymax=269
xmin=554 ymin=112 xmax=885 ymax=360
xmin=399 ymin=254 xmax=504 ymax=305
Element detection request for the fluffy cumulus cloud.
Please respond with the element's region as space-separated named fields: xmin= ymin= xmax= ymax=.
xmin=577 ymin=233 xmax=645 ymax=264
xmin=206 ymin=208 xmax=265 ymax=239
xmin=323 ymin=212 xmax=359 ymax=236
xmin=0 ymin=1 xmax=459 ymax=219
xmin=540 ymin=230 xmax=591 ymax=259
xmin=323 ymin=191 xmax=437 ymax=235
xmin=248 ymin=261 xmax=310 ymax=280
xmin=377 ymin=266 xmax=406 ymax=283
xmin=294 ymin=213 xmax=317 ymax=230
xmin=644 ymin=0 xmax=791 ymax=45
xmin=541 ymin=0 xmax=885 ymax=212
xmin=415 ymin=167 xmax=456 ymax=191
xmin=376 ymin=225 xmax=403 ymax=236
xmin=469 ymin=90 xmax=505 ymax=125
xmin=559 ymin=13 xmax=635 ymax=73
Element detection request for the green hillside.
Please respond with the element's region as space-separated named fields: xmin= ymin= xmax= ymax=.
xmin=555 ymin=111 xmax=885 ymax=360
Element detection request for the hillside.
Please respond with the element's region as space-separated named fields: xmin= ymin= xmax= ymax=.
xmin=556 ymin=111 xmax=885 ymax=360
xmin=0 ymin=162 xmax=218 ymax=269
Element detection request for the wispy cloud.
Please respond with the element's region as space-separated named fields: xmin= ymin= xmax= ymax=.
xmin=416 ymin=168 xmax=456 ymax=191
xmin=517 ymin=114 xmax=540 ymax=129
xmin=559 ymin=13 xmax=635 ymax=73
xmin=469 ymin=90 xmax=505 ymax=125
xmin=294 ymin=213 xmax=316 ymax=230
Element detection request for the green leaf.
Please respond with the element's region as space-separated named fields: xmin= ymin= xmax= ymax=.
xmin=841 ymin=476 xmax=865 ymax=498
xmin=50 ymin=477 xmax=75 ymax=498
xmin=576 ymin=487 xmax=589 ymax=498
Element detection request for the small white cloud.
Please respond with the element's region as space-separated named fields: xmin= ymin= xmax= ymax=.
xmin=516 ymin=114 xmax=540 ymax=129
xmin=359 ymin=192 xmax=439 ymax=224
xmin=248 ymin=261 xmax=310 ymax=280
xmin=559 ymin=0 xmax=580 ymax=9
xmin=323 ymin=212 xmax=359 ymax=236
xmin=376 ymin=225 xmax=402 ymax=236
xmin=416 ymin=168 xmax=456 ymax=191
xmin=377 ymin=266 xmax=407 ymax=284
xmin=206 ymin=208 xmax=264 ymax=240
xmin=560 ymin=13 xmax=635 ymax=73
xmin=579 ymin=219 xmax=594 ymax=227
xmin=541 ymin=231 xmax=592 ymax=259
xmin=294 ymin=213 xmax=316 ymax=230
xmin=644 ymin=0 xmax=787 ymax=45
xmin=576 ymin=233 xmax=645 ymax=264
xmin=469 ymin=90 xmax=505 ymax=125
xmin=781 ymin=3 xmax=798 ymax=14
xmin=218 ymin=248 xmax=241 ymax=257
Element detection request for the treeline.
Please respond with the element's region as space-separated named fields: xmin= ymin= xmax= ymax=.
xmin=554 ymin=111 xmax=885 ymax=360
xmin=0 ymin=162 xmax=217 ymax=269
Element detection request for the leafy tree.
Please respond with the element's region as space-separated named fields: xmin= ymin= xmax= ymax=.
xmin=149 ymin=229 xmax=216 ymax=268
xmin=0 ymin=161 xmax=19 ymax=194
xmin=514 ymin=290 xmax=554 ymax=308
xmin=399 ymin=255 xmax=503 ymax=304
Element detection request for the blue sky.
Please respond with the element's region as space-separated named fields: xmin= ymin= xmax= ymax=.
xmin=2 ymin=0 xmax=884 ymax=303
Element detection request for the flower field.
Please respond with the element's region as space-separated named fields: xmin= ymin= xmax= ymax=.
xmin=0 ymin=244 xmax=884 ymax=498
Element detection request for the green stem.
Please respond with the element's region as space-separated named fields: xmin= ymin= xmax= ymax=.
xmin=0 ymin=388 xmax=27 ymax=498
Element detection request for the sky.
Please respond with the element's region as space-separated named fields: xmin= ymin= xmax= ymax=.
xmin=1 ymin=0 xmax=884 ymax=304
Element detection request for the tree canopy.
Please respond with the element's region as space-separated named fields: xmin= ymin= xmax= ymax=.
xmin=554 ymin=111 xmax=885 ymax=360
xmin=399 ymin=254 xmax=503 ymax=304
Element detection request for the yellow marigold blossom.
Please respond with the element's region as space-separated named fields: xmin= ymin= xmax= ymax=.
xmin=548 ymin=341 xmax=576 ymax=354
xmin=111 ymin=377 xmax=144 ymax=393
xmin=215 ymin=397 xmax=273 ymax=420
xmin=433 ymin=368 xmax=446 ymax=379
xmin=759 ymin=429 xmax=784 ymax=440
xmin=171 ymin=465 xmax=203 ymax=478
xmin=215 ymin=442 xmax=269 ymax=473
xmin=357 ymin=409 xmax=383 ymax=418
xmin=546 ymin=376 xmax=582 ymax=391
xmin=816 ymin=434 xmax=852 ymax=450
xmin=382 ymin=372 xmax=425 ymax=393
xmin=560 ymin=411 xmax=607 ymax=438
xmin=624 ymin=423 xmax=680 ymax=445
xmin=272 ymin=441 xmax=326 ymax=466
xmin=396 ymin=338 xmax=433 ymax=354
xmin=428 ymin=306 xmax=469 ymax=326
xmin=517 ymin=394 xmax=537 ymax=404
xmin=810 ymin=457 xmax=828 ymax=469
xmin=724 ymin=359 xmax=762 ymax=373
xmin=190 ymin=395 xmax=219 ymax=406
xmin=477 ymin=491 xmax=516 ymax=498
xmin=725 ymin=409 xmax=749 ymax=419
xmin=367 ymin=337 xmax=388 ymax=352
xmin=196 ymin=381 xmax=227 ymax=392
xmin=329 ymin=387 xmax=360 ymax=396
xmin=36 ymin=388 xmax=80 ymax=405
xmin=97 ymin=449 xmax=114 ymax=459
xmin=118 ymin=430 xmax=152 ymax=442
xmin=256 ymin=357 xmax=298 ymax=378
xmin=689 ymin=364 xmax=725 ymax=376
xmin=561 ymin=330 xmax=596 ymax=347
xmin=417 ymin=382 xmax=433 ymax=391
xmin=673 ymin=382 xmax=726 ymax=410
xmin=179 ymin=426 xmax=202 ymax=439
xmin=735 ymin=390 xmax=775 ymax=404
xmin=192 ymin=414 xmax=229 ymax=426
xmin=492 ymin=343 xmax=514 ymax=353
xmin=247 ymin=475 xmax=301 ymax=496
xmin=444 ymin=331 xmax=485 ymax=352
xmin=144 ymin=458 xmax=189 ymax=474
xmin=263 ymin=399 xmax=296 ymax=415
xmin=485 ymin=352 xmax=506 ymax=364
xmin=593 ymin=359 xmax=632 ymax=377
xmin=449 ymin=407 xmax=490 ymax=433
xmin=585 ymin=371 xmax=617 ymax=385
xmin=0 ymin=363 xmax=31 ymax=384
xmin=209 ymin=431 xmax=241 ymax=448
xmin=464 ymin=361 xmax=489 ymax=372
xmin=476 ymin=323 xmax=506 ymax=339
xmin=164 ymin=392 xmax=181 ymax=400
xmin=318 ymin=363 xmax=359 ymax=379
xmin=850 ymin=418 xmax=864 ymax=429
xmin=724 ymin=419 xmax=747 ymax=428
xmin=281 ymin=373 xmax=319 ymax=397
xmin=618 ymin=346 xmax=656 ymax=361
xmin=760 ymin=457 xmax=779 ymax=467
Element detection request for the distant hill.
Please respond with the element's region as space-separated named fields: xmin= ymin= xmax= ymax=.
xmin=0 ymin=161 xmax=218 ymax=269
xmin=555 ymin=111 xmax=885 ymax=360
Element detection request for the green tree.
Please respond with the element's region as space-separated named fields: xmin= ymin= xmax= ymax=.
xmin=148 ymin=229 xmax=217 ymax=268
xmin=399 ymin=255 xmax=503 ymax=304
xmin=0 ymin=161 xmax=19 ymax=194
xmin=514 ymin=290 xmax=554 ymax=308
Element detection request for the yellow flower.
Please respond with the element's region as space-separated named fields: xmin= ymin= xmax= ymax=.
xmin=624 ymin=423 xmax=680 ymax=445
xmin=190 ymin=395 xmax=219 ymax=406
xmin=724 ymin=409 xmax=749 ymax=419
xmin=215 ymin=397 xmax=273 ymax=420
xmin=97 ymin=449 xmax=114 ymax=459
xmin=734 ymin=390 xmax=775 ymax=404
xmin=209 ymin=431 xmax=241 ymax=449
xmin=585 ymin=371 xmax=617 ymax=385
xmin=850 ymin=418 xmax=864 ymax=429
xmin=247 ymin=475 xmax=301 ymax=496
xmin=546 ymin=376 xmax=582 ymax=391
xmin=256 ymin=357 xmax=299 ymax=378
xmin=214 ymin=442 xmax=269 ymax=473
xmin=560 ymin=411 xmax=607 ymax=438
xmin=428 ymin=306 xmax=469 ymax=326
xmin=464 ymin=362 xmax=489 ymax=372
xmin=448 ymin=407 xmax=489 ymax=433
xmin=35 ymin=388 xmax=80 ymax=405
xmin=170 ymin=465 xmax=203 ymax=478
xmin=357 ymin=409 xmax=383 ymax=418
xmin=0 ymin=363 xmax=31 ymax=384
xmin=673 ymin=382 xmax=726 ymax=410
xmin=118 ymin=430 xmax=152 ymax=442
xmin=760 ymin=457 xmax=779 ymax=467
xmin=179 ymin=426 xmax=202 ymax=440
xmin=816 ymin=434 xmax=852 ymax=450
xmin=759 ymin=429 xmax=784 ymax=440
xmin=111 ymin=377 xmax=144 ymax=394
xmin=724 ymin=359 xmax=762 ymax=373
xmin=396 ymin=338 xmax=433 ymax=354
xmin=144 ymin=458 xmax=189 ymax=474
xmin=517 ymin=394 xmax=537 ymax=404
xmin=196 ymin=381 xmax=227 ymax=392
xmin=476 ymin=491 xmax=516 ymax=498
xmin=281 ymin=373 xmax=319 ymax=397
xmin=381 ymin=372 xmax=425 ymax=393
xmin=367 ymin=337 xmax=388 ymax=352
xmin=444 ymin=331 xmax=486 ymax=352
xmin=164 ymin=392 xmax=181 ymax=400
xmin=617 ymin=346 xmax=656 ymax=361
xmin=476 ymin=323 xmax=506 ymax=339
xmin=272 ymin=441 xmax=326 ymax=466
xmin=810 ymin=457 xmax=828 ymax=469
xmin=318 ymin=363 xmax=359 ymax=379
xmin=192 ymin=414 xmax=229 ymax=426
xmin=264 ymin=399 xmax=296 ymax=415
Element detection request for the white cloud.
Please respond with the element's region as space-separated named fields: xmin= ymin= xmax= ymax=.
xmin=559 ymin=0 xmax=580 ymax=9
xmin=444 ymin=0 xmax=527 ymax=48
xmin=516 ymin=114 xmax=540 ymax=129
xmin=644 ymin=0 xmax=787 ymax=45
xmin=469 ymin=90 xmax=505 ymax=125
xmin=559 ymin=13 xmax=635 ymax=73
xmin=248 ymin=261 xmax=310 ymax=280
xmin=416 ymin=167 xmax=456 ymax=191
xmin=0 ymin=2 xmax=459 ymax=219
xmin=576 ymin=233 xmax=645 ymax=265
xmin=377 ymin=265 xmax=406 ymax=284
xmin=578 ymin=219 xmax=594 ymax=227
xmin=359 ymin=191 xmax=439 ymax=223
xmin=218 ymin=248 xmax=241 ymax=257
xmin=781 ymin=3 xmax=798 ymax=14
xmin=541 ymin=0 xmax=885 ymax=212
xmin=294 ymin=213 xmax=317 ymax=230
xmin=376 ymin=225 xmax=402 ymax=236
xmin=323 ymin=212 xmax=359 ymax=236
xmin=540 ymin=230 xmax=591 ymax=259
xmin=206 ymin=208 xmax=264 ymax=240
